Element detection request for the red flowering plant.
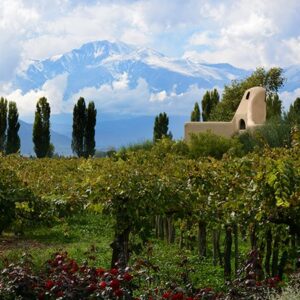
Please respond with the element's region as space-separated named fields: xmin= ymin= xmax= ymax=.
xmin=0 ymin=252 xmax=135 ymax=299
xmin=0 ymin=250 xmax=286 ymax=300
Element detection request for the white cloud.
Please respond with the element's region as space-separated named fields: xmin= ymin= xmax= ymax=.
xmin=1 ymin=0 xmax=300 ymax=80
xmin=185 ymin=0 xmax=300 ymax=68
xmin=280 ymin=88 xmax=300 ymax=111
xmin=189 ymin=32 xmax=215 ymax=46
xmin=3 ymin=73 xmax=68 ymax=117
xmin=0 ymin=0 xmax=39 ymax=81
xmin=112 ymin=73 xmax=130 ymax=90
xmin=67 ymin=80 xmax=220 ymax=117
xmin=1 ymin=0 xmax=300 ymax=117
xmin=150 ymin=91 xmax=168 ymax=102
xmin=282 ymin=37 xmax=300 ymax=65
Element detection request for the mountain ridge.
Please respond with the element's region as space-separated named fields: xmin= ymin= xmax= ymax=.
xmin=14 ymin=40 xmax=250 ymax=99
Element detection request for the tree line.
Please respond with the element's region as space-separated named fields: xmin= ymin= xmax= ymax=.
xmin=0 ymin=98 xmax=20 ymax=154
xmin=1 ymin=67 xmax=300 ymax=156
xmin=190 ymin=67 xmax=300 ymax=125
xmin=154 ymin=68 xmax=300 ymax=145
xmin=0 ymin=97 xmax=97 ymax=158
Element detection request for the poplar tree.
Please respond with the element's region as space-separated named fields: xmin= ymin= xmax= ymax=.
xmin=202 ymin=89 xmax=219 ymax=121
xmin=201 ymin=91 xmax=211 ymax=121
xmin=266 ymin=93 xmax=282 ymax=120
xmin=210 ymin=88 xmax=220 ymax=108
xmin=0 ymin=97 xmax=8 ymax=152
xmin=153 ymin=112 xmax=171 ymax=142
xmin=191 ymin=102 xmax=201 ymax=121
xmin=33 ymin=97 xmax=51 ymax=158
xmin=210 ymin=67 xmax=285 ymax=121
xmin=84 ymin=101 xmax=97 ymax=157
xmin=72 ymin=97 xmax=86 ymax=157
xmin=6 ymin=101 xmax=20 ymax=154
xmin=286 ymin=97 xmax=300 ymax=125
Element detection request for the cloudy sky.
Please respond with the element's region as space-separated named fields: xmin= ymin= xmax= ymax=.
xmin=1 ymin=0 xmax=300 ymax=117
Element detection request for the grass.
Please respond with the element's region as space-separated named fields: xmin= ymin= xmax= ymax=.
xmin=0 ymin=213 xmax=285 ymax=294
xmin=0 ymin=213 xmax=114 ymax=270
xmin=131 ymin=240 xmax=226 ymax=290
xmin=0 ymin=214 xmax=250 ymax=291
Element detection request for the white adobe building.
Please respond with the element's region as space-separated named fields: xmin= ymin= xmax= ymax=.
xmin=184 ymin=86 xmax=266 ymax=141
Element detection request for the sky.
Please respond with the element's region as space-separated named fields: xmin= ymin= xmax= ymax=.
xmin=0 ymin=0 xmax=300 ymax=117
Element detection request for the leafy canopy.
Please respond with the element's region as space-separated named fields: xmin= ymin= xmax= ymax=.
xmin=210 ymin=67 xmax=285 ymax=121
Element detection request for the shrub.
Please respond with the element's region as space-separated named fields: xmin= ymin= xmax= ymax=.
xmin=0 ymin=251 xmax=288 ymax=300
xmin=188 ymin=131 xmax=242 ymax=159
xmin=238 ymin=120 xmax=292 ymax=153
xmin=0 ymin=166 xmax=36 ymax=234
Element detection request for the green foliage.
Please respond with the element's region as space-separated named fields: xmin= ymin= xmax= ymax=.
xmin=118 ymin=140 xmax=154 ymax=159
xmin=33 ymin=97 xmax=51 ymax=158
xmin=201 ymin=89 xmax=219 ymax=121
xmin=238 ymin=120 xmax=292 ymax=152
xmin=0 ymin=135 xmax=299 ymax=289
xmin=72 ymin=98 xmax=97 ymax=157
xmin=84 ymin=101 xmax=97 ymax=157
xmin=72 ymin=97 xmax=86 ymax=157
xmin=189 ymin=131 xmax=242 ymax=159
xmin=286 ymin=97 xmax=300 ymax=125
xmin=266 ymin=93 xmax=282 ymax=120
xmin=211 ymin=67 xmax=285 ymax=121
xmin=0 ymin=162 xmax=38 ymax=235
xmin=255 ymin=120 xmax=291 ymax=148
xmin=6 ymin=101 xmax=20 ymax=154
xmin=0 ymin=169 xmax=16 ymax=234
xmin=190 ymin=102 xmax=201 ymax=121
xmin=0 ymin=97 xmax=8 ymax=152
xmin=153 ymin=112 xmax=171 ymax=142
xmin=123 ymin=140 xmax=154 ymax=152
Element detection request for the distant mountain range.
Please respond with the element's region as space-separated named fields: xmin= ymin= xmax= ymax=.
xmin=20 ymin=114 xmax=188 ymax=156
xmin=12 ymin=40 xmax=300 ymax=155
xmin=15 ymin=40 xmax=251 ymax=98
xmin=19 ymin=120 xmax=71 ymax=156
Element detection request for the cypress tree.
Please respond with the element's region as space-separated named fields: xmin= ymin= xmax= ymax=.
xmin=266 ymin=93 xmax=282 ymax=120
xmin=153 ymin=112 xmax=170 ymax=142
xmin=84 ymin=101 xmax=97 ymax=157
xmin=0 ymin=97 xmax=8 ymax=152
xmin=6 ymin=101 xmax=20 ymax=154
xmin=33 ymin=97 xmax=51 ymax=158
xmin=210 ymin=88 xmax=220 ymax=108
xmin=286 ymin=97 xmax=300 ymax=125
xmin=191 ymin=102 xmax=201 ymax=121
xmin=72 ymin=97 xmax=86 ymax=157
xmin=201 ymin=91 xmax=211 ymax=121
xmin=202 ymin=89 xmax=219 ymax=121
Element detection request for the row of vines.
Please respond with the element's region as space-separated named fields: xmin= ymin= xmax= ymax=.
xmin=0 ymin=131 xmax=299 ymax=288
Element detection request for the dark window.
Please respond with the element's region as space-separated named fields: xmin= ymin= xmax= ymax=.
xmin=239 ymin=119 xmax=246 ymax=130
xmin=246 ymin=92 xmax=250 ymax=99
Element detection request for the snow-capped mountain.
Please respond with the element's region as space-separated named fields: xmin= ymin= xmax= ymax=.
xmin=14 ymin=40 xmax=249 ymax=100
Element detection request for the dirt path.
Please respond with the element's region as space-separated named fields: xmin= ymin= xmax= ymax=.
xmin=0 ymin=236 xmax=47 ymax=254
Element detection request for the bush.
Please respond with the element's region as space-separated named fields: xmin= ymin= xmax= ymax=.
xmin=0 ymin=166 xmax=30 ymax=234
xmin=188 ymin=131 xmax=242 ymax=159
xmin=238 ymin=120 xmax=292 ymax=153
xmin=0 ymin=252 xmax=135 ymax=300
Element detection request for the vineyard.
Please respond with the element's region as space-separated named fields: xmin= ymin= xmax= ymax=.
xmin=0 ymin=131 xmax=300 ymax=299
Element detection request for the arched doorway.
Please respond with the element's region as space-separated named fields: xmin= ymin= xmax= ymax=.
xmin=239 ymin=119 xmax=246 ymax=130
